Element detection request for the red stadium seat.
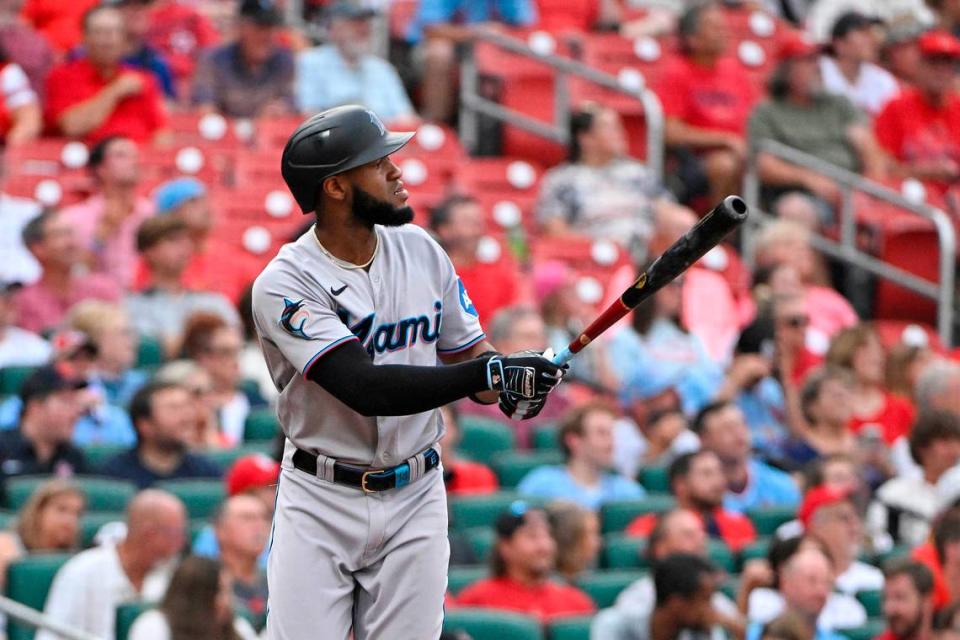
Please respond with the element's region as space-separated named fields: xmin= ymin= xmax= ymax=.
xmin=873 ymin=319 xmax=946 ymax=353
xmin=455 ymin=157 xmax=544 ymax=199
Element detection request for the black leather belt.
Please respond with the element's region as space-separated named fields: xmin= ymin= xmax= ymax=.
xmin=292 ymin=447 xmax=440 ymax=493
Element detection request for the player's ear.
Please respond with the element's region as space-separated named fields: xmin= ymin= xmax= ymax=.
xmin=321 ymin=175 xmax=349 ymax=203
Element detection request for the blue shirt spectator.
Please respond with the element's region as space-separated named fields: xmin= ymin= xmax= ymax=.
xmin=736 ymin=376 xmax=789 ymax=461
xmin=747 ymin=622 xmax=845 ymax=640
xmin=407 ymin=0 xmax=537 ymax=43
xmin=516 ymin=402 xmax=646 ymax=511
xmin=609 ymin=317 xmax=724 ymax=417
xmin=0 ymin=394 xmax=137 ymax=448
xmin=98 ymin=381 xmax=221 ymax=489
xmin=724 ymin=459 xmax=801 ymax=514
xmin=297 ymin=3 xmax=415 ymax=121
xmin=693 ymin=401 xmax=800 ymax=514
xmin=125 ymin=46 xmax=176 ymax=99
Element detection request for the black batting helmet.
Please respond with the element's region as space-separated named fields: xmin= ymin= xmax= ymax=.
xmin=280 ymin=105 xmax=414 ymax=214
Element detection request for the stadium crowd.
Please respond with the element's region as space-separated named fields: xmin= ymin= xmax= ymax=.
xmin=0 ymin=0 xmax=960 ymax=639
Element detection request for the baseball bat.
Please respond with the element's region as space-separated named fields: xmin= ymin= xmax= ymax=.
xmin=551 ymin=195 xmax=749 ymax=366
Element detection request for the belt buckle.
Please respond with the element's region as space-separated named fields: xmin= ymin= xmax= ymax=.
xmin=361 ymin=469 xmax=386 ymax=493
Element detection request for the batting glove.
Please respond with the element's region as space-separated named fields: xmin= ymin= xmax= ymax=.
xmin=487 ymin=349 xmax=566 ymax=421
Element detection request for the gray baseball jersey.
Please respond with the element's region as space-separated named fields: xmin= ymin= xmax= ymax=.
xmin=251 ymin=223 xmax=485 ymax=466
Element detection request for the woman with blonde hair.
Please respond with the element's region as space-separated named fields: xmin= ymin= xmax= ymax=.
xmin=0 ymin=480 xmax=85 ymax=588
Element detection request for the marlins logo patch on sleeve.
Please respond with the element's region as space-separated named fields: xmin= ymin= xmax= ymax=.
xmin=457 ymin=278 xmax=478 ymax=317
xmin=280 ymin=298 xmax=311 ymax=339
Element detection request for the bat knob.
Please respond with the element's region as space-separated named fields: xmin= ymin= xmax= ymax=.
xmin=722 ymin=195 xmax=749 ymax=221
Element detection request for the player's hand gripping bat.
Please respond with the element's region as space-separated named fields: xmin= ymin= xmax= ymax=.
xmin=551 ymin=195 xmax=749 ymax=366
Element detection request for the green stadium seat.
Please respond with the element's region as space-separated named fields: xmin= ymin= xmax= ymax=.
xmin=244 ymin=408 xmax=279 ymax=442
xmin=448 ymin=566 xmax=488 ymax=596
xmin=871 ymin=544 xmax=911 ymax=568
xmin=0 ymin=366 xmax=36 ymax=396
xmin=746 ymin=506 xmax=797 ymax=536
xmin=547 ymin=615 xmax=593 ymax=640
xmin=638 ymin=466 xmax=669 ymax=493
xmin=6 ymin=553 xmax=73 ymax=640
xmin=135 ymin=336 xmax=164 ymax=368
xmin=5 ymin=475 xmax=137 ymax=512
xmin=189 ymin=519 xmax=210 ymax=545
xmin=738 ymin=538 xmax=770 ymax=571
xmin=459 ymin=417 xmax=515 ymax=465
xmin=601 ymin=534 xmax=646 ymax=569
xmin=80 ymin=511 xmax=124 ymax=547
xmin=857 ymin=590 xmax=883 ymax=618
xmin=707 ymin=540 xmax=736 ymax=573
xmin=0 ymin=509 xmax=16 ymax=530
xmin=84 ymin=445 xmax=125 ymax=468
xmin=449 ymin=492 xmax=524 ymax=531
xmin=575 ymin=569 xmax=644 ymax=608
xmin=532 ymin=425 xmax=558 ymax=451
xmin=154 ymin=479 xmax=225 ymax=519
xmin=492 ymin=450 xmax=564 ymax=489
xmin=839 ymin=619 xmax=886 ymax=640
xmin=465 ymin=527 xmax=495 ymax=563
xmin=719 ymin=577 xmax=739 ymax=602
xmin=443 ymin=608 xmax=543 ymax=640
xmin=206 ymin=442 xmax=274 ymax=472
xmin=600 ymin=495 xmax=676 ymax=534
xmin=116 ymin=602 xmax=154 ymax=640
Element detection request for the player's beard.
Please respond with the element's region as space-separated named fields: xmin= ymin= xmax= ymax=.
xmin=352 ymin=186 xmax=414 ymax=228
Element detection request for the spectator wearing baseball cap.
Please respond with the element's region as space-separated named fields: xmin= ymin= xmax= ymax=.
xmin=190 ymin=0 xmax=295 ymax=118
xmin=820 ymin=12 xmax=899 ymax=116
xmin=125 ymin=215 xmax=239 ymax=357
xmin=875 ymin=29 xmax=960 ymax=196
xmin=296 ymin=0 xmax=415 ymax=121
xmin=0 ymin=366 xmax=89 ymax=479
xmin=0 ymin=281 xmax=50 ymax=369
xmin=454 ymin=501 xmax=595 ymax=622
xmin=749 ymin=31 xmax=887 ymax=231
xmin=133 ymin=177 xmax=260 ymax=303
xmin=192 ymin=454 xmax=279 ymax=571
xmin=801 ymin=485 xmax=884 ymax=597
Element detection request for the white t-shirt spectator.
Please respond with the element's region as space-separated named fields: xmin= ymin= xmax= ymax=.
xmin=0 ymin=193 xmax=42 ymax=285
xmin=1 ymin=63 xmax=37 ymax=112
xmin=129 ymin=609 xmax=259 ymax=640
xmin=819 ymin=56 xmax=900 ymax=116
xmin=835 ymin=561 xmax=885 ymax=595
xmin=0 ymin=326 xmax=50 ymax=368
xmin=37 ymin=545 xmax=176 ymax=640
xmin=867 ymin=475 xmax=939 ymax=548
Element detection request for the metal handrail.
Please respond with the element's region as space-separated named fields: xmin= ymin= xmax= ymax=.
xmin=0 ymin=595 xmax=103 ymax=640
xmin=743 ymin=138 xmax=957 ymax=346
xmin=459 ymin=28 xmax=665 ymax=182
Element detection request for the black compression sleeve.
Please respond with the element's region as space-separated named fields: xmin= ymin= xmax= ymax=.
xmin=306 ymin=339 xmax=491 ymax=416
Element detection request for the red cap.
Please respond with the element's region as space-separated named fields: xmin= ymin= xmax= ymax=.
xmin=226 ymin=454 xmax=280 ymax=496
xmin=779 ymin=33 xmax=820 ymax=60
xmin=919 ymin=30 xmax=960 ymax=58
xmin=799 ymin=485 xmax=854 ymax=526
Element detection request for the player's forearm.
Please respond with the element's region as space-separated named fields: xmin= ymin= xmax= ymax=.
xmin=308 ymin=341 xmax=494 ymax=416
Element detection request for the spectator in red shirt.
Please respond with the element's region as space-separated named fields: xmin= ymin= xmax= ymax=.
xmin=657 ymin=1 xmax=761 ymax=205
xmin=439 ymin=404 xmax=498 ymax=497
xmin=13 ymin=211 xmax=118 ymax=335
xmin=912 ymin=507 xmax=960 ymax=611
xmin=826 ymin=324 xmax=916 ymax=448
xmin=428 ymin=194 xmax=523 ymax=329
xmin=20 ymin=0 xmax=98 ymax=53
xmin=44 ymin=5 xmax=167 ymax=144
xmin=136 ymin=178 xmax=261 ymax=304
xmin=455 ymin=501 xmax=595 ymax=621
xmin=875 ymin=30 xmax=960 ymax=197
xmin=876 ymin=559 xmax=935 ymax=640
xmin=145 ymin=0 xmax=220 ymax=98
xmin=627 ymin=450 xmax=758 ymax=552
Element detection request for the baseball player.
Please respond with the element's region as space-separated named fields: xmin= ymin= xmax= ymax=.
xmin=251 ymin=105 xmax=566 ymax=639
